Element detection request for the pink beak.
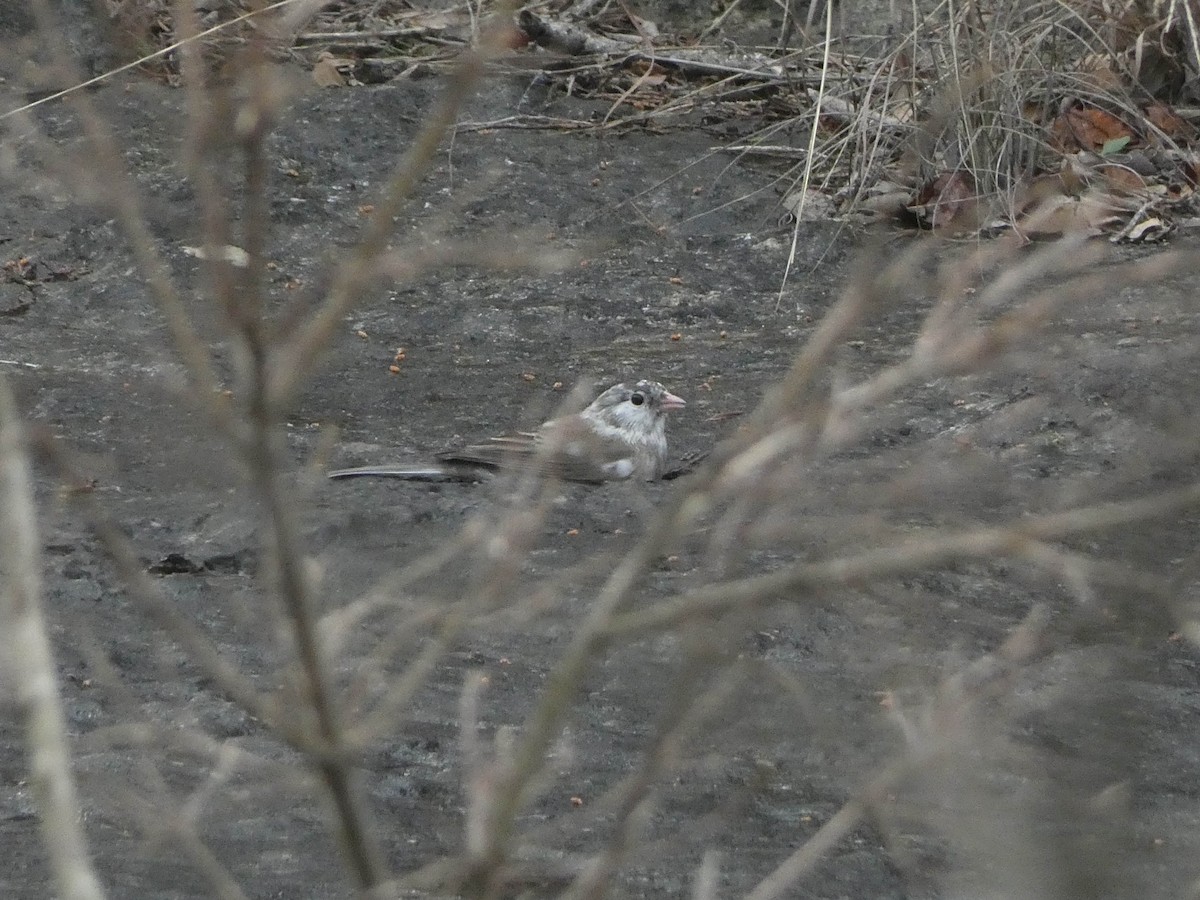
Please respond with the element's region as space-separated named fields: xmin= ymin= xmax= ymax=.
xmin=660 ymin=390 xmax=686 ymax=411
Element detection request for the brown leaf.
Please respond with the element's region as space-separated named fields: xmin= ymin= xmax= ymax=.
xmin=1178 ymin=155 xmax=1200 ymax=187
xmin=627 ymin=59 xmax=667 ymax=77
xmin=1012 ymin=172 xmax=1071 ymax=220
xmin=1019 ymin=189 xmax=1125 ymax=238
xmin=1097 ymin=164 xmax=1147 ymax=194
xmin=312 ymin=52 xmax=347 ymax=88
xmin=1077 ymin=53 xmax=1123 ymax=92
xmin=1143 ymin=101 xmax=1191 ymax=142
xmin=1050 ymin=103 xmax=1134 ymax=153
xmin=913 ymin=171 xmax=980 ymax=232
xmin=626 ymin=13 xmax=660 ymax=39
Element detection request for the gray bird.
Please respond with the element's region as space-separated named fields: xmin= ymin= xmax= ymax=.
xmin=329 ymin=379 xmax=686 ymax=484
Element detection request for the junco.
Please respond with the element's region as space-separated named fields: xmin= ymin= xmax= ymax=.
xmin=329 ymin=379 xmax=686 ymax=484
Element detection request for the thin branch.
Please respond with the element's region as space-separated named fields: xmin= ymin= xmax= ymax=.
xmin=124 ymin=794 xmax=250 ymax=900
xmin=605 ymin=482 xmax=1200 ymax=640
xmin=0 ymin=376 xmax=106 ymax=900
xmin=28 ymin=0 xmax=234 ymax=437
xmin=0 ymin=0 xmax=300 ymax=123
xmin=37 ymin=438 xmax=287 ymax=745
xmin=562 ymin=653 xmax=743 ymax=900
xmin=248 ymin=429 xmax=388 ymax=886
xmin=269 ymin=19 xmax=512 ymax=410
xmin=746 ymin=606 xmax=1052 ymax=900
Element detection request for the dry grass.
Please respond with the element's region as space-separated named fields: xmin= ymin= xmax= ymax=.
xmin=781 ymin=0 xmax=1200 ymax=227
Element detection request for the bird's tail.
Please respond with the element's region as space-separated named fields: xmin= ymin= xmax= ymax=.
xmin=327 ymin=464 xmax=472 ymax=481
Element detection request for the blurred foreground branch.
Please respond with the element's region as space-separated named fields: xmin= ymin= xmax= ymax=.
xmin=0 ymin=377 xmax=106 ymax=900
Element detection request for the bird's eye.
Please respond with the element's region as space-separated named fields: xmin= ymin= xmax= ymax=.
xmin=630 ymin=392 xmax=645 ymax=406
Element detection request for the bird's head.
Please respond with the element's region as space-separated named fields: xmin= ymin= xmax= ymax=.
xmin=584 ymin=380 xmax=686 ymax=439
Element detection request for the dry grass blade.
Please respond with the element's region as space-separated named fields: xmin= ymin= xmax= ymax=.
xmin=778 ymin=0 xmax=834 ymax=305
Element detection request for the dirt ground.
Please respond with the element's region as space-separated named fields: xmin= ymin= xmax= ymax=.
xmin=3 ymin=22 xmax=1200 ymax=900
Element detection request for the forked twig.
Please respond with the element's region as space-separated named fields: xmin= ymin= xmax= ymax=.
xmin=605 ymin=482 xmax=1200 ymax=639
xmin=746 ymin=606 xmax=1052 ymax=900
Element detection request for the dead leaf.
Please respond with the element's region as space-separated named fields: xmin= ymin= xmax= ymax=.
xmin=1077 ymin=52 xmax=1123 ymax=91
xmin=782 ymin=188 xmax=837 ymax=223
xmin=1143 ymin=102 xmax=1190 ymax=141
xmin=913 ymin=171 xmax=980 ymax=232
xmin=1097 ymin=164 xmax=1147 ymax=194
xmin=885 ymin=80 xmax=918 ymax=125
xmin=182 ymin=244 xmax=250 ymax=267
xmin=1178 ymin=154 xmax=1200 ymax=187
xmin=312 ymin=52 xmax=347 ymax=88
xmin=3 ymin=257 xmax=36 ymax=282
xmin=1122 ymin=216 xmax=1171 ymax=242
xmin=1050 ymin=103 xmax=1134 ymax=153
xmin=1019 ymin=189 xmax=1125 ymax=237
xmin=1013 ymin=172 xmax=1069 ymax=218
xmin=626 ymin=13 xmax=659 ymax=39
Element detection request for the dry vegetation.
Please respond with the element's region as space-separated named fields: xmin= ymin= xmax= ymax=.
xmin=2 ymin=1 xmax=1200 ymax=898
xmin=77 ymin=1 xmax=1200 ymax=240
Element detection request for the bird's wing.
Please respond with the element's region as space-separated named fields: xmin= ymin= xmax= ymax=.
xmin=435 ymin=431 xmax=539 ymax=469
xmin=438 ymin=423 xmax=634 ymax=484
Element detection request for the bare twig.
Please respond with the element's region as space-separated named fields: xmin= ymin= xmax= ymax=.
xmin=75 ymin=631 xmax=251 ymax=899
xmin=746 ymin=607 xmax=1052 ymax=900
xmin=37 ymin=436 xmax=285 ymax=742
xmin=0 ymin=376 xmax=106 ymax=900
xmin=245 ymin=373 xmax=387 ymax=888
xmin=269 ymin=17 xmax=513 ymax=410
xmin=606 ymin=482 xmax=1200 ymax=640
xmin=0 ymin=0 xmax=298 ymax=123
xmin=28 ymin=0 xmax=234 ymax=437
xmin=561 ymin=651 xmax=743 ymax=900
